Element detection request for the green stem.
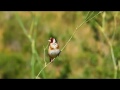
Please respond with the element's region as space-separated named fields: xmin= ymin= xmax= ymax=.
xmin=31 ymin=55 xmax=35 ymax=78
xmin=103 ymin=32 xmax=117 ymax=79
xmin=110 ymin=45 xmax=117 ymax=72
xmin=31 ymin=39 xmax=35 ymax=78
xmin=101 ymin=12 xmax=117 ymax=79
xmin=36 ymin=12 xmax=102 ymax=78
xmin=114 ymin=65 xmax=117 ymax=79
xmin=118 ymin=61 xmax=120 ymax=78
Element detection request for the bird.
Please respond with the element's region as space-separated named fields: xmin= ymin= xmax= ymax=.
xmin=48 ymin=37 xmax=61 ymax=62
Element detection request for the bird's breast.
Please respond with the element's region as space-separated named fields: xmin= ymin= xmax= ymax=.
xmin=48 ymin=49 xmax=60 ymax=57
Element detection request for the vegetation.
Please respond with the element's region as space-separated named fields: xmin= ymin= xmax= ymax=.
xmin=0 ymin=11 xmax=120 ymax=79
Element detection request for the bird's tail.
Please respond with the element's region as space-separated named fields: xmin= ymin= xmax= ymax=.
xmin=50 ymin=58 xmax=54 ymax=62
xmin=50 ymin=58 xmax=52 ymax=62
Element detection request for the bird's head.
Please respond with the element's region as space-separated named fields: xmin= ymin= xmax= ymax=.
xmin=48 ymin=37 xmax=57 ymax=43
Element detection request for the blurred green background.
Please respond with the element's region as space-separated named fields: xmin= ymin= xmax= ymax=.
xmin=0 ymin=11 xmax=120 ymax=79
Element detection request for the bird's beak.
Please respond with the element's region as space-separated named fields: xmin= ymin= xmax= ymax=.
xmin=48 ymin=40 xmax=51 ymax=42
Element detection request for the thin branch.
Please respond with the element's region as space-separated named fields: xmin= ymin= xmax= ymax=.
xmin=43 ymin=43 xmax=49 ymax=66
xmin=61 ymin=11 xmax=102 ymax=51
xmin=36 ymin=58 xmax=54 ymax=78
xmin=100 ymin=12 xmax=117 ymax=78
xmin=112 ymin=12 xmax=118 ymax=43
xmin=35 ymin=11 xmax=102 ymax=79
xmin=85 ymin=11 xmax=94 ymax=20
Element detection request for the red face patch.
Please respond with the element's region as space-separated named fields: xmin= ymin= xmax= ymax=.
xmin=50 ymin=38 xmax=54 ymax=43
xmin=49 ymin=37 xmax=57 ymax=43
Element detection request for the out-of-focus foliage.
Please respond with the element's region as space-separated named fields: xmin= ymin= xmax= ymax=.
xmin=0 ymin=11 xmax=120 ymax=78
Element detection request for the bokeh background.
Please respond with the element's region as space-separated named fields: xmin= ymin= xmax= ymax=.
xmin=0 ymin=11 xmax=120 ymax=79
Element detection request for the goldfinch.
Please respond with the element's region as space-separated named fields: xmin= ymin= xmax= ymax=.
xmin=48 ymin=37 xmax=60 ymax=62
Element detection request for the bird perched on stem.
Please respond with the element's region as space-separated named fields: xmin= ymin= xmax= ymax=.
xmin=48 ymin=37 xmax=61 ymax=62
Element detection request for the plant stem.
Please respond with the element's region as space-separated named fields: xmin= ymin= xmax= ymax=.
xmin=118 ymin=61 xmax=120 ymax=79
xmin=36 ymin=12 xmax=102 ymax=78
xmin=110 ymin=46 xmax=117 ymax=79
xmin=101 ymin=12 xmax=117 ymax=79
xmin=31 ymin=39 xmax=36 ymax=78
xmin=102 ymin=28 xmax=117 ymax=79
xmin=31 ymin=54 xmax=35 ymax=78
